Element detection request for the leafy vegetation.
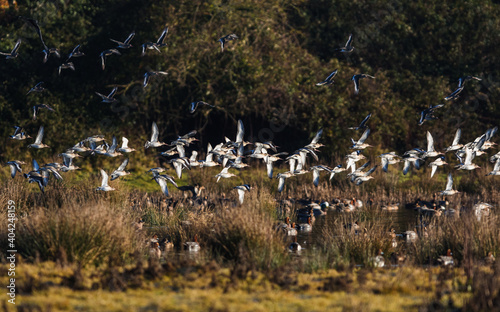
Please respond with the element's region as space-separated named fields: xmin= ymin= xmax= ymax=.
xmin=1 ymin=0 xmax=499 ymax=162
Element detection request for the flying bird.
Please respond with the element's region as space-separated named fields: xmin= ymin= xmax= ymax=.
xmin=41 ymin=44 xmax=60 ymax=63
xmin=99 ymin=49 xmax=121 ymax=70
xmin=215 ymin=167 xmax=236 ymax=182
xmin=28 ymin=126 xmax=50 ymax=149
xmin=27 ymin=82 xmax=45 ymax=95
xmin=439 ymin=173 xmax=459 ymax=196
xmin=117 ymin=137 xmax=136 ymax=153
xmin=444 ymin=76 xmax=481 ymax=101
xmin=316 ymin=69 xmax=338 ymax=86
xmin=419 ymin=104 xmax=444 ymax=126
xmin=428 ymin=156 xmax=447 ymax=178
xmin=143 ymin=71 xmax=168 ymax=88
xmin=110 ymin=159 xmax=130 ymax=181
xmin=219 ymin=33 xmax=238 ymax=52
xmin=351 ymin=74 xmax=375 ymax=95
xmin=145 ymin=121 xmax=167 ymax=148
xmin=24 ymin=169 xmax=48 ymax=194
xmin=9 ymin=126 xmax=30 ymax=140
xmin=58 ymin=62 xmax=75 ymax=75
xmin=141 ymin=42 xmax=160 ymax=56
xmin=276 ymin=171 xmax=295 ymax=193
xmin=351 ymin=128 xmax=372 ymax=150
xmin=155 ymin=26 xmax=168 ymax=48
xmin=5 ymin=160 xmax=26 ymax=178
xmin=95 ymin=87 xmax=118 ymax=103
xmin=0 ymin=39 xmax=22 ymax=59
xmin=423 ymin=131 xmax=443 ymax=158
xmin=310 ymin=165 xmax=334 ymax=187
xmin=487 ymin=157 xmax=500 ymax=176
xmin=190 ymin=101 xmax=214 ymax=113
xmin=110 ymin=32 xmax=135 ymax=49
xmin=444 ymin=129 xmax=463 ymax=152
xmin=32 ymin=104 xmax=55 ymax=120
xmin=96 ymin=169 xmax=115 ymax=191
xmin=20 ymin=18 xmax=59 ymax=63
xmin=349 ymin=113 xmax=372 ymax=130
xmin=152 ymin=171 xmax=178 ymax=197
xmin=379 ymin=152 xmax=401 ymax=172
xmin=140 ymin=26 xmax=168 ymax=56
xmin=66 ymin=44 xmax=85 ymax=61
xmin=306 ymin=129 xmax=324 ymax=150
xmin=456 ymin=147 xmax=480 ymax=171
xmin=234 ymin=184 xmax=251 ymax=204
xmin=100 ymin=136 xmax=123 ymax=157
xmin=353 ymin=165 xmax=377 ymax=185
xmin=337 ymin=34 xmax=354 ymax=53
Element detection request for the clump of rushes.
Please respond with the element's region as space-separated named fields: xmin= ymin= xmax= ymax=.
xmin=411 ymin=209 xmax=500 ymax=266
xmin=204 ymin=188 xmax=289 ymax=271
xmin=10 ymin=200 xmax=145 ymax=267
xmin=319 ymin=211 xmax=395 ymax=268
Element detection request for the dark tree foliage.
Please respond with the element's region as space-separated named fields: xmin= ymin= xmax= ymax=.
xmin=0 ymin=0 xmax=499 ymax=161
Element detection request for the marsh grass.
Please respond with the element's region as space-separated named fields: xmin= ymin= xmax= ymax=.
xmin=204 ymin=188 xmax=289 ymax=271
xmin=0 ymin=176 xmax=145 ymax=267
xmin=318 ymin=210 xmax=396 ymax=268
xmin=14 ymin=202 xmax=144 ymax=267
xmin=411 ymin=211 xmax=500 ymax=266
xmin=1 ymin=163 xmax=499 ymax=302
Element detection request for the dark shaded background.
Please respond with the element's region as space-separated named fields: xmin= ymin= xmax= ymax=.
xmin=1 ymin=0 xmax=499 ymax=164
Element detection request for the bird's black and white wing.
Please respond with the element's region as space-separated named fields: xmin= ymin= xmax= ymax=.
xmin=108 ymin=87 xmax=118 ymax=98
xmin=156 ymin=27 xmax=168 ymax=45
xmin=444 ymin=86 xmax=463 ymax=101
xmin=277 ymin=176 xmax=286 ymax=192
xmin=312 ymin=168 xmax=320 ymax=187
xmin=117 ymin=158 xmax=129 ymax=172
xmin=124 ymin=32 xmax=135 ymax=44
xmin=151 ymin=122 xmax=159 ymax=142
xmin=352 ymin=76 xmax=360 ymax=94
xmin=493 ymin=158 xmax=500 ymax=172
xmin=100 ymin=169 xmax=110 ymax=187
xmin=359 ymin=113 xmax=372 ymax=129
xmin=156 ymin=177 xmax=169 ymax=196
xmin=236 ymin=119 xmax=244 ymax=144
xmin=266 ymin=160 xmax=273 ymax=179
xmin=451 ymin=129 xmax=461 ymax=146
xmin=11 ymin=39 xmax=22 ymax=54
xmin=34 ymin=126 xmax=44 ymax=144
xmin=345 ymin=34 xmax=353 ymax=47
xmin=403 ymin=160 xmax=410 ymax=175
xmin=358 ymin=128 xmax=370 ymax=144
xmin=445 ymin=173 xmax=453 ymax=191
xmin=176 ymin=145 xmax=185 ymax=158
xmin=430 ymin=164 xmax=437 ymax=178
xmin=311 ymin=129 xmax=322 ymax=145
xmin=143 ymin=72 xmax=151 ymax=87
xmin=426 ymin=131 xmax=435 ymax=152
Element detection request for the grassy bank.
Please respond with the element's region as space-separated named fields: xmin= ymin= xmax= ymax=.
xmin=3 ymin=261 xmax=494 ymax=312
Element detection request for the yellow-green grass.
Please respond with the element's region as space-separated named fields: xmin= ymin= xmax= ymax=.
xmin=1 ymin=261 xmax=480 ymax=312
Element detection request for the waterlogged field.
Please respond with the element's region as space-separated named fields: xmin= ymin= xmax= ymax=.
xmin=1 ymin=166 xmax=499 ymax=311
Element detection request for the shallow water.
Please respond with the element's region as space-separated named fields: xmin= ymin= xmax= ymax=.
xmin=292 ymin=207 xmax=421 ymax=250
xmin=147 ymin=206 xmax=424 ymax=261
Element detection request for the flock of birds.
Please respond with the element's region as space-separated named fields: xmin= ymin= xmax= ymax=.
xmin=3 ymin=19 xmax=500 ymax=263
xmin=4 ymin=20 xmax=500 ymax=197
